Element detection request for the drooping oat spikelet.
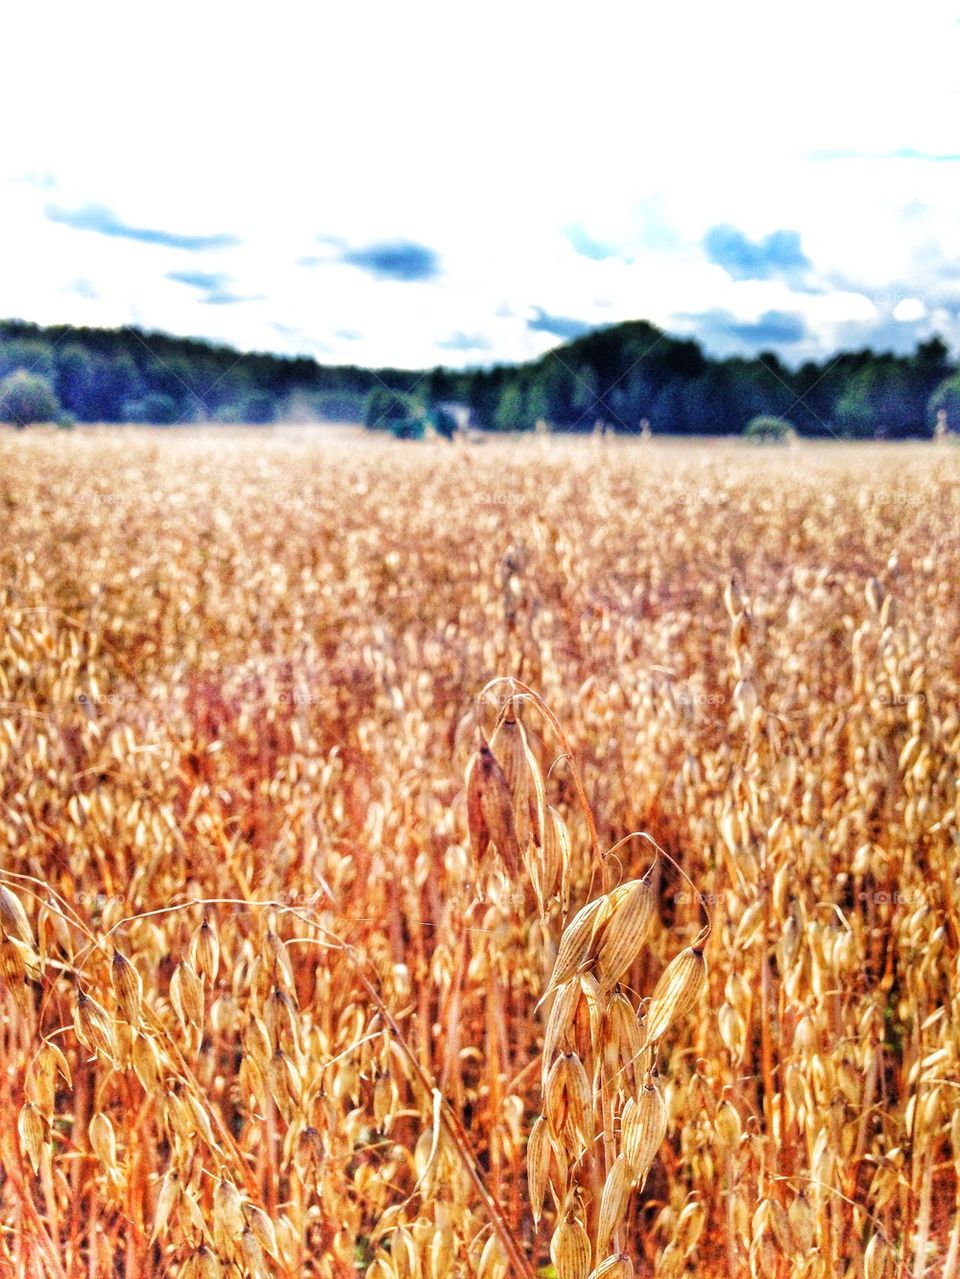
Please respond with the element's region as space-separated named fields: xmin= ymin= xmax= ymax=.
xmin=595 ymin=1153 xmax=632 ymax=1259
xmin=863 ymin=1231 xmax=889 ymax=1279
xmin=624 ymin=1077 xmax=669 ymax=1185
xmin=596 ymin=878 xmax=655 ymax=993
xmin=588 ymin=1256 xmax=634 ymax=1279
xmin=111 ymin=950 xmax=142 ymax=1026
xmin=544 ymin=895 xmax=610 ymax=996
xmin=466 ymin=739 xmax=520 ymax=876
xmin=18 ymin=1102 xmax=46 ymax=1174
xmin=542 ymin=805 xmax=572 ymax=916
xmin=171 ymin=961 xmax=205 ymax=1036
xmin=787 ymin=1189 xmax=814 ymax=1255
xmin=190 ymin=917 xmax=220 ymax=984
xmin=213 ymin=1176 xmax=245 ymax=1252
xmin=607 ymin=992 xmax=648 ymax=1088
xmin=28 ymin=1052 xmax=56 ymax=1119
xmin=0 ymin=884 xmax=33 ymax=947
xmin=477 ymin=1233 xmax=508 ymax=1279
xmin=267 ymin=1049 xmax=301 ymax=1121
xmin=562 ymin=1052 xmax=593 ymax=1147
xmin=89 ymin=1112 xmax=118 ymax=1179
xmin=714 ymin=1098 xmax=741 ymax=1147
xmin=132 ymin=1032 xmax=162 ymax=1092
xmin=542 ymin=978 xmax=580 ymax=1086
xmin=240 ymin=1227 xmax=270 ymax=1279
xmin=245 ymin=1204 xmax=278 ymax=1261
xmin=295 ymin=1124 xmax=325 ymax=1184
xmin=550 ymin=1214 xmax=592 ymax=1279
xmin=430 ymin=1221 xmax=455 ymax=1279
xmin=151 ymin=1167 xmax=181 ymax=1242
xmin=74 ymin=989 xmax=116 ymax=1060
xmin=527 ymin=1114 xmax=551 ymax=1227
xmin=641 ymin=946 xmax=707 ymax=1049
xmin=491 ymin=702 xmax=531 ymax=843
xmin=194 ymin=1245 xmax=223 ymax=1279
xmin=0 ymin=936 xmax=32 ymax=1012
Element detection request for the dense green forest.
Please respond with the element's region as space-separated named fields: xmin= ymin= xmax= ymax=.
xmin=1 ymin=317 xmax=959 ymax=437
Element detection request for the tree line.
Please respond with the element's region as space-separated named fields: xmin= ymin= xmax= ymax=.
xmin=2 ymin=317 xmax=959 ymax=437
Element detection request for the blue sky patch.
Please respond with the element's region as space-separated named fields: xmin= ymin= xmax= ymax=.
xmin=340 ymin=241 xmax=440 ymax=282
xmin=46 ymin=203 xmax=239 ymax=251
xmin=703 ymin=225 xmax=810 ymax=281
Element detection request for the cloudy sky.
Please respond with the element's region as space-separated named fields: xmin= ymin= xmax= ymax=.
xmin=3 ymin=2 xmax=959 ymax=369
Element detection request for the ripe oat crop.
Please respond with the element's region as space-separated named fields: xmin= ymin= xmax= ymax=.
xmin=1 ymin=428 xmax=959 ymax=1278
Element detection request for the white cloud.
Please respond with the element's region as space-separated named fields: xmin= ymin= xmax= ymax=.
xmin=893 ymin=298 xmax=927 ymax=322
xmin=1 ymin=1 xmax=958 ymax=366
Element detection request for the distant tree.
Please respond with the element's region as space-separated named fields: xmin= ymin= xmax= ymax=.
xmin=310 ymin=390 xmax=366 ymax=421
xmin=536 ymin=359 xmax=579 ymax=424
xmin=95 ymin=354 xmax=140 ymax=421
xmin=929 ymin=372 xmax=960 ymax=433
xmin=650 ymin=381 xmax=686 ymax=433
xmin=871 ymin=364 xmax=915 ymax=437
xmin=55 ymin=345 xmax=96 ymax=417
xmin=0 ymin=370 xmax=61 ymax=426
xmin=123 ymin=392 xmax=180 ymax=425
xmin=494 ymin=383 xmax=524 ymax=432
xmin=721 ymin=358 xmax=777 ymax=427
xmin=914 ymin=336 xmax=950 ymax=376
xmin=0 ymin=340 xmax=56 ymax=383
xmin=524 ymin=380 xmax=550 ymax=430
xmin=0 ymin=315 xmax=955 ymax=438
xmin=467 ymin=368 xmax=507 ymax=427
xmin=570 ymin=366 xmax=600 ymax=427
xmin=611 ymin=369 xmax=656 ymax=431
xmin=684 ymin=370 xmax=735 ymax=435
xmin=430 ymin=405 xmax=458 ymax=440
xmin=147 ymin=354 xmax=196 ymax=405
xmin=744 ymin=414 xmax=795 ymax=441
xmin=364 ymin=388 xmax=413 ymax=430
xmin=791 ymin=360 xmax=833 ymax=435
xmin=390 ymin=416 xmax=424 ymax=440
xmin=835 ymin=369 xmax=877 ymax=437
xmin=239 ymin=390 xmax=276 ymax=424
xmin=659 ymin=337 xmax=708 ymax=381
xmin=363 ymin=387 xmax=426 ymax=438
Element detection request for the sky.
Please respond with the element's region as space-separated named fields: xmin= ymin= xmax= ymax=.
xmin=2 ymin=2 xmax=959 ymax=370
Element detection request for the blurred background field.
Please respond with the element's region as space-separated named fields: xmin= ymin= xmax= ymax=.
xmin=1 ymin=431 xmax=959 ymax=1278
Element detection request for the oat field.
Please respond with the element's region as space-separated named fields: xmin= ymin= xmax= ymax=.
xmin=2 ymin=429 xmax=959 ymax=1279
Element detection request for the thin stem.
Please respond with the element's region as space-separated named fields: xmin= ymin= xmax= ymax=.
xmin=322 ymin=929 xmax=539 ymax=1279
xmin=605 ymin=831 xmax=713 ymax=942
